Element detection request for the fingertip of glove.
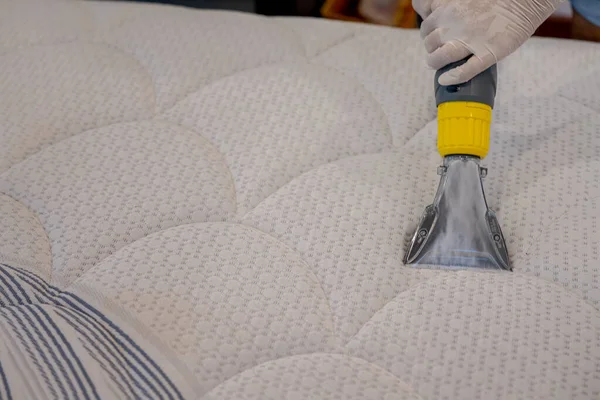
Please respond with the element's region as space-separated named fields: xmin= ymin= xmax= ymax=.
xmin=437 ymin=69 xmax=462 ymax=86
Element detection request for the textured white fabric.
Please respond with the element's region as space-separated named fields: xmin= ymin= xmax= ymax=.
xmin=75 ymin=223 xmax=339 ymax=393
xmin=204 ymin=353 xmax=424 ymax=400
xmin=0 ymin=0 xmax=599 ymax=399
xmin=0 ymin=195 xmax=51 ymax=279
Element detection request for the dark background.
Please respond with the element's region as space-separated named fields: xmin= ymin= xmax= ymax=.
xmin=112 ymin=1 xmax=579 ymax=40
xmin=125 ymin=0 xmax=326 ymax=16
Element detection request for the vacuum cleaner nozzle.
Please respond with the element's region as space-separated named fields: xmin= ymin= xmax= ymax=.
xmin=404 ymin=155 xmax=511 ymax=270
xmin=404 ymin=58 xmax=510 ymax=270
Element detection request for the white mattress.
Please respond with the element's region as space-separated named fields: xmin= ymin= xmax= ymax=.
xmin=1 ymin=0 xmax=599 ymax=399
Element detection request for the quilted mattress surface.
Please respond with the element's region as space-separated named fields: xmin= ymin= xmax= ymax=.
xmin=1 ymin=0 xmax=600 ymax=399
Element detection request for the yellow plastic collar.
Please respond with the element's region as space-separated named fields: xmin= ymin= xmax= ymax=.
xmin=437 ymin=101 xmax=492 ymax=159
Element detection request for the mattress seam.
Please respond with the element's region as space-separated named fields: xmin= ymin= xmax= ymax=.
xmin=310 ymin=32 xmax=358 ymax=58
xmin=150 ymin=118 xmax=239 ymax=217
xmin=266 ymin=18 xmax=308 ymax=58
xmin=200 ymin=352 xmax=422 ymax=399
xmin=0 ymin=38 xmax=85 ymax=57
xmin=159 ymin=61 xmax=301 ymax=116
xmin=85 ymin=40 xmax=158 ymax=115
xmin=344 ymin=268 xmax=600 ymax=351
xmin=241 ymin=149 xmax=398 ymax=219
xmin=69 ymin=221 xmax=335 ymax=337
xmin=235 ymin=222 xmax=338 ymax=339
xmin=512 ymin=271 xmax=600 ymax=313
xmin=0 ymin=193 xmax=52 ymax=283
xmin=556 ymin=93 xmax=600 ymax=112
xmin=307 ymin=62 xmax=395 ymax=146
xmin=84 ymin=2 xmax=141 ymax=33
xmin=343 ymin=275 xmax=443 ymax=347
xmin=0 ymin=255 xmax=47 ymax=277
xmin=513 ymin=194 xmax=600 ymax=268
xmin=0 ymin=120 xmax=239 ymax=286
xmin=0 ymin=119 xmax=152 ymax=177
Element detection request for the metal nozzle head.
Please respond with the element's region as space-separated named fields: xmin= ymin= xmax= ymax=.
xmin=404 ymin=155 xmax=511 ymax=271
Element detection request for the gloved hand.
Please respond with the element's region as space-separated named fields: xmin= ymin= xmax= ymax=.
xmin=413 ymin=0 xmax=564 ymax=85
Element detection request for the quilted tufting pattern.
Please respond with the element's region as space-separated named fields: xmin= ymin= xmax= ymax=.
xmin=1 ymin=0 xmax=600 ymax=399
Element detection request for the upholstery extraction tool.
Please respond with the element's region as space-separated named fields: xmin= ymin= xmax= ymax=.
xmin=404 ymin=58 xmax=511 ymax=271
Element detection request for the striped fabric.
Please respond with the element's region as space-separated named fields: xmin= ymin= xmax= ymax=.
xmin=0 ymin=264 xmax=184 ymax=400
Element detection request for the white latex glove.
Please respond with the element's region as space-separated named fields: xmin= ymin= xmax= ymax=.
xmin=413 ymin=0 xmax=564 ymax=85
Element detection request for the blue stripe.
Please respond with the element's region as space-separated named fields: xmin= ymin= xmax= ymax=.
xmin=57 ymin=308 xmax=141 ymax=398
xmin=0 ymin=359 xmax=12 ymax=400
xmin=0 ymin=269 xmax=27 ymax=306
xmin=1 ymin=265 xmax=183 ymax=400
xmin=34 ymin=305 xmax=98 ymax=400
xmin=4 ymin=268 xmax=57 ymax=304
xmin=36 ymin=306 xmax=100 ymax=400
xmin=0 ymin=274 xmax=8 ymax=306
xmin=78 ymin=342 xmax=134 ymax=400
xmin=10 ymin=269 xmax=173 ymax=400
xmin=56 ymin=309 xmax=139 ymax=400
xmin=2 ymin=266 xmax=58 ymax=303
xmin=0 ymin=267 xmax=33 ymax=304
xmin=4 ymin=265 xmax=60 ymax=298
xmin=62 ymin=294 xmax=174 ymax=400
xmin=13 ymin=306 xmax=70 ymax=399
xmin=66 ymin=293 xmax=182 ymax=400
xmin=2 ymin=270 xmax=145 ymax=398
xmin=33 ymin=294 xmax=46 ymax=304
xmin=0 ymin=308 xmax=60 ymax=399
xmin=21 ymin=306 xmax=80 ymax=399
xmin=4 ymin=272 xmax=159 ymax=398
